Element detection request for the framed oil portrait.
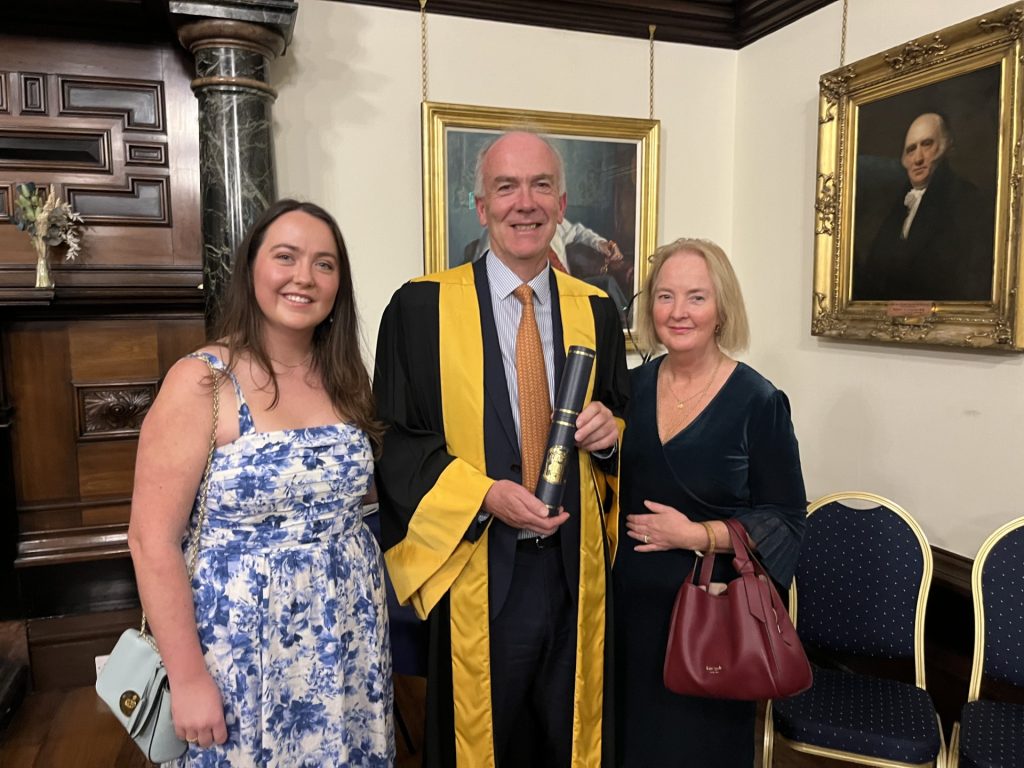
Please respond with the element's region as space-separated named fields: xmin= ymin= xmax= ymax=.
xmin=421 ymin=101 xmax=660 ymax=332
xmin=811 ymin=2 xmax=1024 ymax=351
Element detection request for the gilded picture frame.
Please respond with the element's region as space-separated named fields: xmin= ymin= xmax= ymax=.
xmin=421 ymin=101 xmax=660 ymax=333
xmin=811 ymin=3 xmax=1024 ymax=351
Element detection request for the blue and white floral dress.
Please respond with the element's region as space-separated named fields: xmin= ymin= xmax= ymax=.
xmin=170 ymin=352 xmax=394 ymax=767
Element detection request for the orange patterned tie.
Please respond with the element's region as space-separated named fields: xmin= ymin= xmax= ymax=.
xmin=513 ymin=284 xmax=552 ymax=492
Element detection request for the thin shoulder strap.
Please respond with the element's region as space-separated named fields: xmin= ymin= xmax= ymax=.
xmin=140 ymin=357 xmax=220 ymax=638
xmin=186 ymin=351 xmax=253 ymax=436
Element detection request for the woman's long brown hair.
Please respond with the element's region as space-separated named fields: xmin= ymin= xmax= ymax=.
xmin=213 ymin=198 xmax=384 ymax=450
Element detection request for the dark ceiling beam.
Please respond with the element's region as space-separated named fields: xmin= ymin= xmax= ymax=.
xmin=736 ymin=0 xmax=834 ymax=47
xmin=332 ymin=0 xmax=836 ymax=49
xmin=4 ymin=0 xmax=177 ymax=43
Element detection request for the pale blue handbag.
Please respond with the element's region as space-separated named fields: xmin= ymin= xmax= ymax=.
xmin=96 ymin=361 xmax=220 ymax=762
xmin=96 ymin=628 xmax=186 ymax=762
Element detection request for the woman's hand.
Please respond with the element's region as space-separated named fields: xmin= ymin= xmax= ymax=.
xmin=171 ymin=670 xmax=229 ymax=748
xmin=626 ymin=500 xmax=706 ymax=552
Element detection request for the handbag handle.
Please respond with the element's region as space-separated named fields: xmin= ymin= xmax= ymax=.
xmin=139 ymin=359 xmax=221 ymax=637
xmin=723 ymin=518 xmax=798 ymax=638
xmin=723 ymin=518 xmax=772 ymax=624
xmin=693 ymin=518 xmax=755 ymax=587
xmin=687 ymin=519 xmax=797 ymax=647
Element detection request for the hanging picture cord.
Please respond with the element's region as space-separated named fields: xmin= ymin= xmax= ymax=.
xmin=420 ymin=0 xmax=429 ymax=101
xmin=839 ymin=0 xmax=849 ymax=66
xmin=649 ymin=24 xmax=657 ymax=120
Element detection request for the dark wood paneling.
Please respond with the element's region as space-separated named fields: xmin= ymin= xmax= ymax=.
xmin=18 ymin=75 xmax=47 ymax=116
xmin=0 ymin=270 xmax=203 ymax=307
xmin=925 ymin=547 xmax=974 ymax=738
xmin=27 ymin=607 xmax=140 ymax=690
xmin=4 ymin=0 xmax=174 ymax=44
xmin=156 ymin=315 xmax=207 ymax=369
xmin=125 ymin=141 xmax=165 ymax=166
xmin=933 ymin=545 xmax=972 ymax=595
xmin=17 ymin=520 xmax=131 ymax=562
xmin=68 ymin=320 xmax=159 ymax=381
xmin=58 ymin=77 xmax=164 ymax=131
xmin=0 ymin=330 xmax=19 ymax=620
xmin=0 ymin=128 xmax=110 ymax=172
xmin=7 ymin=316 xmax=201 ymax=551
xmin=75 ymin=382 xmax=156 ymax=440
xmin=0 ymin=35 xmax=199 ymax=293
xmin=18 ymin=558 xmax=137 ymax=614
xmin=0 ymin=28 xmax=201 ymax=695
xmin=4 ymin=0 xmax=840 ymax=51
xmin=67 ymin=176 xmax=169 ymax=224
xmin=163 ymin=46 xmax=201 ymax=268
xmin=737 ymin=0 xmax=835 ymax=45
xmin=6 ymin=322 xmax=78 ymax=505
xmin=80 ymin=503 xmax=131 ymax=528
xmin=334 ymin=0 xmax=837 ymax=49
xmin=77 ymin=441 xmax=137 ymax=499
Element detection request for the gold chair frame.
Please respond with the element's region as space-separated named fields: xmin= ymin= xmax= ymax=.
xmin=947 ymin=515 xmax=1024 ymax=768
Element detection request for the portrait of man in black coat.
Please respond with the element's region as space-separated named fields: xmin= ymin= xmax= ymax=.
xmin=853 ymin=112 xmax=995 ymax=302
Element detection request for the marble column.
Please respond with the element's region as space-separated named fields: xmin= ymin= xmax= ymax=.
xmin=177 ymin=20 xmax=286 ymax=331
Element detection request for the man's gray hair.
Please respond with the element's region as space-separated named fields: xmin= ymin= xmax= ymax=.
xmin=473 ymin=131 xmax=567 ymax=199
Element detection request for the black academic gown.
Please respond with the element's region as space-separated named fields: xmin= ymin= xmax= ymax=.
xmin=374 ymin=259 xmax=629 ymax=768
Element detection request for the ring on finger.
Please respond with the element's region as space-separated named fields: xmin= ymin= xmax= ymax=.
xmin=643 ymin=534 xmax=650 ymax=544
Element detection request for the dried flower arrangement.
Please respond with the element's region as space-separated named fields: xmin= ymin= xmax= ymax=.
xmin=11 ymin=182 xmax=85 ymax=288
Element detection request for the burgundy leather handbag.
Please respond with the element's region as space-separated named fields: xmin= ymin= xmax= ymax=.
xmin=663 ymin=518 xmax=812 ymax=700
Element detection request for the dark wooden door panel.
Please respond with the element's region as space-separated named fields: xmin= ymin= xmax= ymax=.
xmin=7 ymin=316 xmax=203 ymax=538
xmin=6 ymin=322 xmax=78 ymax=506
xmin=0 ymin=36 xmax=200 ymax=289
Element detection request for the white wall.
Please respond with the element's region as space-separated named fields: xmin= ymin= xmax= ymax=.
xmin=272 ymin=0 xmax=1022 ymax=557
xmin=734 ymin=0 xmax=1024 ymax=556
xmin=271 ymin=0 xmax=737 ymax=353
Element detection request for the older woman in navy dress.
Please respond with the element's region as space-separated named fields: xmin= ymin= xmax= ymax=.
xmin=614 ymin=238 xmax=807 ymax=767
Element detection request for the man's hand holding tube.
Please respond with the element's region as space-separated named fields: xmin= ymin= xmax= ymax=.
xmin=575 ymin=401 xmax=618 ymax=453
xmin=483 ymin=480 xmax=568 ymax=534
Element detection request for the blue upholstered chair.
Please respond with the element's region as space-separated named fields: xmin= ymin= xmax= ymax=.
xmin=362 ymin=505 xmax=429 ymax=753
xmin=763 ymin=492 xmax=946 ymax=768
xmin=949 ymin=516 xmax=1024 ymax=768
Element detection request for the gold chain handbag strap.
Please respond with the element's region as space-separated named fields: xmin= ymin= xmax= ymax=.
xmin=139 ymin=358 xmax=222 ymax=638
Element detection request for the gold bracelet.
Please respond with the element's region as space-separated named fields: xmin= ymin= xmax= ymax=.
xmin=700 ymin=521 xmax=716 ymax=553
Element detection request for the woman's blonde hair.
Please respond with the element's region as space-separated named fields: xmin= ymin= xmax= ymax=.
xmin=636 ymin=237 xmax=750 ymax=355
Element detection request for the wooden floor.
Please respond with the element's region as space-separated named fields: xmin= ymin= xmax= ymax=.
xmin=0 ymin=676 xmax=851 ymax=767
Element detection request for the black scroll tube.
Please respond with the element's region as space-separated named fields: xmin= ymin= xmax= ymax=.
xmin=536 ymin=345 xmax=596 ymax=516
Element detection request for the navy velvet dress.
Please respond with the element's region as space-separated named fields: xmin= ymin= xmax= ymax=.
xmin=613 ymin=358 xmax=807 ymax=767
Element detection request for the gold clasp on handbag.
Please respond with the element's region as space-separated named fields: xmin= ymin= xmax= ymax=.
xmin=119 ymin=690 xmax=140 ymax=716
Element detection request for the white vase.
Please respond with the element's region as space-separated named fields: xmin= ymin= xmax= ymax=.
xmin=33 ymin=237 xmax=53 ymax=289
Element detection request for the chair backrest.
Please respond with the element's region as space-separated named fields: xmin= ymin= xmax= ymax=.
xmin=795 ymin=492 xmax=932 ymax=688
xmin=967 ymin=516 xmax=1024 ymax=701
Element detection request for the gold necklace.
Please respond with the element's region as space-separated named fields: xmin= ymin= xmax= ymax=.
xmin=665 ymin=354 xmax=722 ymax=412
xmin=268 ymin=352 xmax=313 ymax=371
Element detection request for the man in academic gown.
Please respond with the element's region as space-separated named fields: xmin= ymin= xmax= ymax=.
xmin=374 ymin=132 xmax=629 ymax=768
